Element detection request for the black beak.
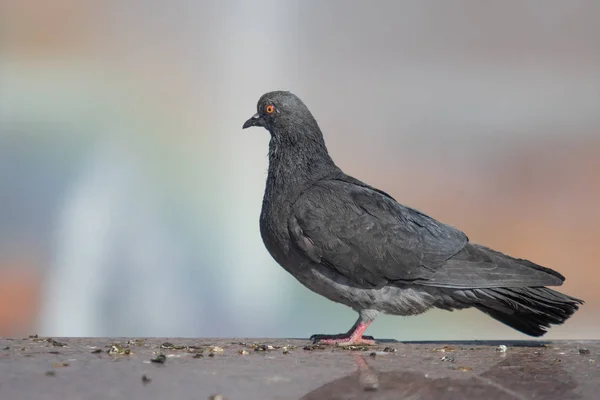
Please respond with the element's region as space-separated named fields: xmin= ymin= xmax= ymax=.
xmin=242 ymin=113 xmax=263 ymax=129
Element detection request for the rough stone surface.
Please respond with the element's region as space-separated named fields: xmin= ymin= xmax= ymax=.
xmin=0 ymin=337 xmax=598 ymax=399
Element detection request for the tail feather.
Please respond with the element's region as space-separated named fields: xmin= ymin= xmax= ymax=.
xmin=473 ymin=287 xmax=583 ymax=337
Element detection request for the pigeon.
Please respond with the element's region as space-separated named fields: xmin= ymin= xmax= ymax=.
xmin=242 ymin=90 xmax=583 ymax=345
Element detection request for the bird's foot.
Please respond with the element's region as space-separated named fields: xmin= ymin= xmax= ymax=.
xmin=310 ymin=333 xmax=376 ymax=346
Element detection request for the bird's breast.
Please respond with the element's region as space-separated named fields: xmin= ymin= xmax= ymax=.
xmin=259 ymin=201 xmax=291 ymax=260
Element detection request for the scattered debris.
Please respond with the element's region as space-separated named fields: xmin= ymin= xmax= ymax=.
xmin=186 ymin=346 xmax=204 ymax=353
xmin=250 ymin=343 xmax=276 ymax=352
xmin=209 ymin=346 xmax=224 ymax=354
xmin=338 ymin=345 xmax=371 ymax=351
xmin=238 ymin=349 xmax=250 ymax=355
xmin=194 ymin=349 xmax=204 ymax=358
xmin=151 ymin=354 xmax=167 ymax=364
xmin=383 ymin=347 xmax=396 ymax=353
xmin=30 ymin=337 xmax=67 ymax=347
xmin=45 ymin=371 xmax=56 ymax=377
xmin=554 ymin=358 xmax=562 ymax=363
xmin=454 ymin=366 xmax=472 ymax=372
xmin=158 ymin=342 xmax=207 ymax=354
xmin=245 ymin=343 xmax=296 ymax=352
xmin=108 ymin=344 xmax=131 ymax=355
xmin=208 ymin=353 xmax=215 ymax=357
xmin=48 ymin=351 xmax=60 ymax=355
xmin=128 ymin=339 xmax=146 ymax=346
xmin=31 ymin=337 xmax=67 ymax=347
xmin=161 ymin=342 xmax=186 ymax=350
xmin=579 ymin=348 xmax=590 ymax=355
xmin=434 ymin=346 xmax=456 ymax=353
xmin=142 ymin=374 xmax=152 ymax=385
xmin=2 ymin=347 xmax=9 ymax=351
xmin=303 ymin=344 xmax=326 ymax=351
xmin=91 ymin=349 xmax=103 ymax=354
xmin=441 ymin=356 xmax=455 ymax=363
xmin=51 ymin=362 xmax=70 ymax=368
xmin=496 ymin=345 xmax=508 ymax=353
xmin=369 ymin=352 xmax=377 ymax=358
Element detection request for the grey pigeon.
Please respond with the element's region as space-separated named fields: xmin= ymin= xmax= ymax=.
xmin=242 ymin=90 xmax=583 ymax=345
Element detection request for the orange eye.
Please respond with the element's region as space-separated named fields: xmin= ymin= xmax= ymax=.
xmin=265 ymin=105 xmax=275 ymax=114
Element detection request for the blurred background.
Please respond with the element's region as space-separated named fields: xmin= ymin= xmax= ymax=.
xmin=0 ymin=0 xmax=598 ymax=341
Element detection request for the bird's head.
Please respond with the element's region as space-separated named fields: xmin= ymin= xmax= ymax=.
xmin=242 ymin=91 xmax=322 ymax=141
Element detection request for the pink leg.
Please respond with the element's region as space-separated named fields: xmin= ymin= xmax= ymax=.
xmin=310 ymin=320 xmax=376 ymax=346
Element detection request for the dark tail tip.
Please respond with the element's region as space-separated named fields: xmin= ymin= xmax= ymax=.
xmin=475 ymin=287 xmax=584 ymax=337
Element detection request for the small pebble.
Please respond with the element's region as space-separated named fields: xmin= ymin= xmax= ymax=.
xmin=151 ymin=354 xmax=166 ymax=364
xmin=454 ymin=366 xmax=472 ymax=372
xmin=47 ymin=338 xmax=67 ymax=347
xmin=579 ymin=348 xmax=590 ymax=355
xmin=142 ymin=374 xmax=152 ymax=385
xmin=108 ymin=344 xmax=131 ymax=355
xmin=303 ymin=344 xmax=326 ymax=351
xmin=434 ymin=346 xmax=456 ymax=353
xmin=496 ymin=345 xmax=508 ymax=353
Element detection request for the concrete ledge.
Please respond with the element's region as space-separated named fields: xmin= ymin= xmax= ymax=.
xmin=0 ymin=337 xmax=598 ymax=399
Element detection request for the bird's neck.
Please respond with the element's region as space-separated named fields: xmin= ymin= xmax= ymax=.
xmin=265 ymin=134 xmax=339 ymax=200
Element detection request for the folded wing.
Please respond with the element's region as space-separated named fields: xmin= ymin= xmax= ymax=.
xmin=289 ymin=178 xmax=564 ymax=289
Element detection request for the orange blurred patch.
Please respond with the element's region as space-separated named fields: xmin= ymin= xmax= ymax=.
xmin=0 ymin=0 xmax=87 ymax=55
xmin=0 ymin=265 xmax=41 ymax=336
